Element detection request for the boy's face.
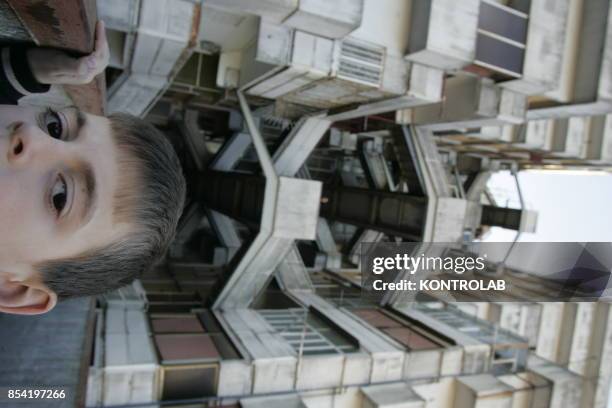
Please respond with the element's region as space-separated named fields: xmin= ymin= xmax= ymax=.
xmin=0 ymin=105 xmax=131 ymax=314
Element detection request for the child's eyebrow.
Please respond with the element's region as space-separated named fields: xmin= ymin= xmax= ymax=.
xmin=63 ymin=106 xmax=87 ymax=141
xmin=75 ymin=160 xmax=97 ymax=226
xmin=63 ymin=107 xmax=95 ymax=223
xmin=72 ymin=107 xmax=86 ymax=140
xmin=82 ymin=163 xmax=96 ymax=223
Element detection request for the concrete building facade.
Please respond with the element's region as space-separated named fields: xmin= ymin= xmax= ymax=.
xmin=1 ymin=0 xmax=611 ymax=407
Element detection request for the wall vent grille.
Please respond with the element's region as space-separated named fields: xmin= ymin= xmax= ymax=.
xmin=337 ymin=39 xmax=385 ymax=87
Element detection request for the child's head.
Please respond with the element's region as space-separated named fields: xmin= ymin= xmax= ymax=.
xmin=0 ymin=107 xmax=186 ymax=314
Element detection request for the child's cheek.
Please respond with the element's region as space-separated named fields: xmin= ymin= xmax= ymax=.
xmin=0 ymin=178 xmax=47 ymax=264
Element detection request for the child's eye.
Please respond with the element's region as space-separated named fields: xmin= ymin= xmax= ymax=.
xmin=50 ymin=175 xmax=68 ymax=215
xmin=44 ymin=109 xmax=64 ymax=139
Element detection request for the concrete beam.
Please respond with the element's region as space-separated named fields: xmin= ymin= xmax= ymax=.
xmin=203 ymin=0 xmax=298 ymax=24
xmin=212 ymin=91 xmax=324 ymax=308
xmin=108 ymin=0 xmax=200 ymax=117
xmin=272 ymin=116 xmax=332 ymax=177
xmin=500 ymin=0 xmax=570 ymax=95
xmin=276 ymin=244 xmax=314 ymax=291
xmin=311 ymin=217 xmax=341 ymax=271
xmin=211 ymin=131 xmax=252 ymax=171
xmin=465 ymin=171 xmax=493 ymax=202
xmin=404 ymin=76 xmax=526 ymax=131
xmin=180 ymin=109 xmax=209 ymax=171
xmin=329 ymin=63 xmax=444 ymax=123
xmin=405 ymin=0 xmax=479 ymax=70
xmin=207 ymin=209 xmax=242 ymax=263
xmin=528 ymin=355 xmax=583 ymax=408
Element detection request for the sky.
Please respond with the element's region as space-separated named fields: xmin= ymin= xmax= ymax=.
xmin=486 ymin=170 xmax=612 ymax=242
xmin=487 ymin=170 xmax=612 ymax=407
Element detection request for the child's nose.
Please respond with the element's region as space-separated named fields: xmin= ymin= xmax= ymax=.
xmin=7 ymin=133 xmax=26 ymax=164
xmin=6 ymin=123 xmax=48 ymax=165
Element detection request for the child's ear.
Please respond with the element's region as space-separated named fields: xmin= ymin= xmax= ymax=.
xmin=0 ymin=275 xmax=57 ymax=315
